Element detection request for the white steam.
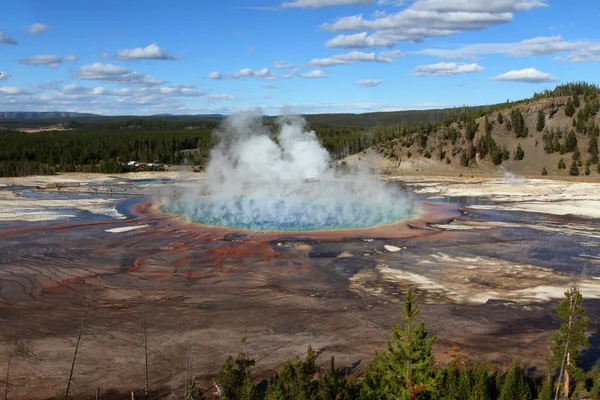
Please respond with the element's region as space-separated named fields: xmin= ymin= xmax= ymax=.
xmin=162 ymin=111 xmax=415 ymax=231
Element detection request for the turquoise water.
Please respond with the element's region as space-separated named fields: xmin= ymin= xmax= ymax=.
xmin=161 ymin=195 xmax=415 ymax=231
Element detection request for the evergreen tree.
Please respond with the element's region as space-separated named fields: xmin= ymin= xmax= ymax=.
xmin=316 ymin=357 xmax=360 ymax=400
xmin=218 ymin=353 xmax=256 ymax=400
xmin=569 ymin=160 xmax=580 ymax=176
xmin=361 ymin=289 xmax=438 ymax=399
xmin=266 ymin=346 xmax=317 ymax=400
xmin=497 ymin=111 xmax=503 ymax=124
xmin=588 ymin=133 xmax=599 ymax=164
xmin=564 ymin=130 xmax=578 ymax=153
xmin=514 ymin=144 xmax=525 ymax=160
xmin=573 ymin=94 xmax=580 ymax=108
xmin=537 ymin=378 xmax=553 ymax=400
xmin=549 ymin=287 xmax=590 ymax=397
xmin=565 ymin=98 xmax=575 ymax=117
xmin=541 ymin=166 xmax=548 ymax=175
xmin=498 ymin=361 xmax=531 ymax=400
xmin=585 ymin=165 xmax=591 ymax=175
xmin=558 ymin=158 xmax=566 ymax=170
xmin=537 ymin=110 xmax=545 ymax=132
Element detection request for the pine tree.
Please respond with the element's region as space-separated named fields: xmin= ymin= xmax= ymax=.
xmin=185 ymin=379 xmax=206 ymax=400
xmin=541 ymin=166 xmax=548 ymax=175
xmin=537 ymin=110 xmax=545 ymax=132
xmin=497 ymin=111 xmax=503 ymax=124
xmin=514 ymin=144 xmax=525 ymax=160
xmin=588 ymin=134 xmax=599 ymax=164
xmin=218 ymin=353 xmax=256 ymax=400
xmin=565 ymin=98 xmax=575 ymax=117
xmin=266 ymin=346 xmax=317 ymax=400
xmin=569 ymin=160 xmax=580 ymax=176
xmin=550 ymin=287 xmax=590 ymax=397
xmin=585 ymin=165 xmax=591 ymax=175
xmin=316 ymin=357 xmax=360 ymax=400
xmin=558 ymin=158 xmax=566 ymax=170
xmin=361 ymin=289 xmax=438 ymax=399
xmin=498 ymin=361 xmax=531 ymax=400
xmin=469 ymin=362 xmax=492 ymax=400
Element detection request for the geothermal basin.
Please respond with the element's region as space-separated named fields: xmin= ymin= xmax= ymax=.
xmin=2 ymin=172 xmax=600 ymax=399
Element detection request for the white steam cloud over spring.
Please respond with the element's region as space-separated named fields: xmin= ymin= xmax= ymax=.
xmin=161 ymin=111 xmax=415 ymax=231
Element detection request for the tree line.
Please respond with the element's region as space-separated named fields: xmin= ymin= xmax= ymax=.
xmin=178 ymin=287 xmax=596 ymax=400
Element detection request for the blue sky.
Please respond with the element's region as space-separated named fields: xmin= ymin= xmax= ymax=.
xmin=1 ymin=0 xmax=599 ymax=115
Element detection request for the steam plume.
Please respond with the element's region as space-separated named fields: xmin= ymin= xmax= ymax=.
xmin=162 ymin=111 xmax=414 ymax=231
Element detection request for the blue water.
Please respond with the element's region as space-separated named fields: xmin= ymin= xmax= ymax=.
xmin=161 ymin=196 xmax=416 ymax=231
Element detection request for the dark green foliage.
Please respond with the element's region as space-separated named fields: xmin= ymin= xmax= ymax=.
xmin=185 ymin=379 xmax=206 ymax=400
xmin=533 ymin=82 xmax=600 ymax=100
xmin=514 ymin=144 xmax=524 ymax=160
xmin=570 ymin=160 xmax=580 ymax=176
xmin=564 ymin=130 xmax=578 ymax=153
xmin=316 ymin=357 xmax=360 ymax=400
xmin=424 ymin=151 xmax=431 ymax=159
xmin=510 ymin=109 xmax=528 ymax=138
xmin=360 ymin=289 xmax=438 ymax=400
xmin=573 ymin=94 xmax=581 ymax=108
xmin=588 ymin=132 xmax=599 ymax=164
xmin=585 ymin=165 xmax=590 ymax=175
xmin=498 ymin=361 xmax=531 ymax=400
xmin=265 ymin=346 xmax=317 ymax=400
xmin=558 ymin=158 xmax=566 ymax=170
xmin=536 ymin=110 xmax=545 ymax=132
xmin=460 ymin=152 xmax=469 ymax=167
xmin=565 ymin=98 xmax=576 ymax=117
xmin=497 ymin=112 xmax=503 ymax=124
xmin=541 ymin=166 xmax=548 ymax=175
xmin=218 ymin=353 xmax=256 ymax=400
xmin=464 ymin=117 xmax=478 ymax=142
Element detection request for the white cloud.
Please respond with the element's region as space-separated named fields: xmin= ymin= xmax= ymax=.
xmin=413 ymin=62 xmax=484 ymax=76
xmin=27 ymin=22 xmax=49 ymax=35
xmin=299 ymin=69 xmax=328 ymax=78
xmin=491 ymin=68 xmax=557 ymax=83
xmin=414 ymin=36 xmax=598 ymax=61
xmin=18 ymin=54 xmax=78 ymax=68
xmin=309 ymin=51 xmax=375 ymax=66
xmin=281 ymin=0 xmax=373 ymax=8
xmin=205 ymin=94 xmax=236 ymax=101
xmin=73 ymin=63 xmax=165 ymax=86
xmin=376 ymin=49 xmax=404 ymax=62
xmin=0 ymin=31 xmax=17 ymax=45
xmin=357 ymin=79 xmax=382 ymax=87
xmin=0 ymin=71 xmax=11 ymax=81
xmin=309 ymin=49 xmax=403 ymax=67
xmin=0 ymin=87 xmax=29 ymax=95
xmin=208 ymin=68 xmax=274 ymax=80
xmin=115 ymin=43 xmax=177 ymax=60
xmin=274 ymin=60 xmax=295 ymax=69
xmin=322 ymin=0 xmax=547 ymax=48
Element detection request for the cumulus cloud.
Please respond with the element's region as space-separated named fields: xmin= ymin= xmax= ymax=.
xmin=274 ymin=60 xmax=295 ymax=69
xmin=18 ymin=54 xmax=78 ymax=68
xmin=413 ymin=62 xmax=484 ymax=76
xmin=115 ymin=43 xmax=178 ymax=60
xmin=0 ymin=31 xmax=17 ymax=45
xmin=206 ymin=94 xmax=236 ymax=101
xmin=491 ymin=68 xmax=557 ymax=83
xmin=282 ymin=0 xmax=373 ymax=8
xmin=309 ymin=49 xmax=403 ymax=66
xmin=27 ymin=22 xmax=49 ymax=35
xmin=0 ymin=87 xmax=30 ymax=95
xmin=299 ymin=69 xmax=328 ymax=78
xmin=73 ymin=63 xmax=165 ymax=86
xmin=322 ymin=0 xmax=546 ymax=48
xmin=357 ymin=79 xmax=382 ymax=87
xmin=208 ymin=68 xmax=273 ymax=80
xmin=0 ymin=71 xmax=11 ymax=81
xmin=414 ymin=36 xmax=598 ymax=61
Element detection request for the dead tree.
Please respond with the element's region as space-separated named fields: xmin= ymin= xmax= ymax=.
xmin=4 ymin=353 xmax=10 ymax=400
xmin=65 ymin=295 xmax=91 ymax=400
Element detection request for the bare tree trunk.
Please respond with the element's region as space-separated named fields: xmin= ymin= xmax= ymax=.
xmin=564 ymin=352 xmax=570 ymax=398
xmin=143 ymin=304 xmax=149 ymax=400
xmin=4 ymin=353 xmax=10 ymax=400
xmin=65 ymin=295 xmax=91 ymax=400
xmin=555 ymin=293 xmax=576 ymax=400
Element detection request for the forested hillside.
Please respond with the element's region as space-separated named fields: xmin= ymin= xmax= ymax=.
xmin=1 ymin=82 xmax=598 ymax=177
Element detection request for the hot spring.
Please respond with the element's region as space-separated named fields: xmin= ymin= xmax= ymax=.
xmin=160 ymin=180 xmax=416 ymax=231
xmin=159 ymin=111 xmax=415 ymax=232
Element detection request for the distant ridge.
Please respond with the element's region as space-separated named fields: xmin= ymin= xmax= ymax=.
xmin=0 ymin=112 xmax=101 ymax=119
